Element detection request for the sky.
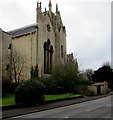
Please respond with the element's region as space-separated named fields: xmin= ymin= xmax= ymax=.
xmin=0 ymin=0 xmax=111 ymax=71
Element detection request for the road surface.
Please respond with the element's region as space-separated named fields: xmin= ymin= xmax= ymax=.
xmin=11 ymin=95 xmax=112 ymax=119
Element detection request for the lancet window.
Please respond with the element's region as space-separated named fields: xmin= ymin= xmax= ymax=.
xmin=44 ymin=39 xmax=53 ymax=74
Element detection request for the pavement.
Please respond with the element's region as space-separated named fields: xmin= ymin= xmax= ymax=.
xmin=2 ymin=92 xmax=113 ymax=119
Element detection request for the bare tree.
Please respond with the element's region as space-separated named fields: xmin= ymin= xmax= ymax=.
xmin=11 ymin=50 xmax=26 ymax=83
xmin=85 ymin=69 xmax=94 ymax=80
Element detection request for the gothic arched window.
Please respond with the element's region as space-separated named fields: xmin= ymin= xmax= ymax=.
xmin=61 ymin=45 xmax=63 ymax=57
xmin=44 ymin=42 xmax=47 ymax=74
xmin=50 ymin=45 xmax=53 ymax=73
xmin=44 ymin=40 xmax=53 ymax=74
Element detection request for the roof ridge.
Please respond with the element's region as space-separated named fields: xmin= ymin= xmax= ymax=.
xmin=8 ymin=23 xmax=38 ymax=33
xmin=8 ymin=23 xmax=38 ymax=38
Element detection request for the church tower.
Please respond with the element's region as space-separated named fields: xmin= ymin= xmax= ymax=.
xmin=36 ymin=0 xmax=67 ymax=76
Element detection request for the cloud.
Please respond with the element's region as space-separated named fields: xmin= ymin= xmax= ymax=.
xmin=0 ymin=0 xmax=36 ymax=31
xmin=62 ymin=2 xmax=111 ymax=70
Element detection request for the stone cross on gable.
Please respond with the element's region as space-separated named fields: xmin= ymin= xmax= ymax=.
xmin=39 ymin=2 xmax=41 ymax=8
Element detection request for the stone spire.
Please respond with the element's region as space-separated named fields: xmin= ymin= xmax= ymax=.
xmin=39 ymin=2 xmax=42 ymax=9
xmin=37 ymin=1 xmax=39 ymax=8
xmin=48 ymin=0 xmax=52 ymax=12
xmin=36 ymin=1 xmax=42 ymax=23
xmin=56 ymin=3 xmax=58 ymax=13
xmin=37 ymin=1 xmax=41 ymax=12
xmin=44 ymin=7 xmax=47 ymax=15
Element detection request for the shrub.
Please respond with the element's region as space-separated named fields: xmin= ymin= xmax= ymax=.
xmin=8 ymin=82 xmax=20 ymax=93
xmin=77 ymin=77 xmax=94 ymax=86
xmin=15 ymin=79 xmax=45 ymax=105
xmin=2 ymin=77 xmax=11 ymax=97
xmin=30 ymin=65 xmax=38 ymax=79
xmin=40 ymin=61 xmax=94 ymax=95
xmin=40 ymin=77 xmax=58 ymax=95
xmin=41 ymin=61 xmax=79 ymax=94
xmin=52 ymin=61 xmax=79 ymax=94
xmin=40 ymin=61 xmax=86 ymax=94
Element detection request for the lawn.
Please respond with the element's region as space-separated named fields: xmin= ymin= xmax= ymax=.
xmin=0 ymin=94 xmax=15 ymax=106
xmin=0 ymin=93 xmax=81 ymax=106
xmin=45 ymin=94 xmax=81 ymax=100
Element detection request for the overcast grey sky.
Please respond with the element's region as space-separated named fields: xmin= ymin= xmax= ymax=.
xmin=0 ymin=0 xmax=111 ymax=71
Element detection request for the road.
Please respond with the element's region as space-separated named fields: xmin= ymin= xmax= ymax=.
xmin=12 ymin=96 xmax=112 ymax=119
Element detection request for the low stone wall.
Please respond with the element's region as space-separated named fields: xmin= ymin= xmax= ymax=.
xmin=88 ymin=85 xmax=97 ymax=95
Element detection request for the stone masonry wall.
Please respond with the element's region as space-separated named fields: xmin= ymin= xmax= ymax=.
xmin=12 ymin=32 xmax=37 ymax=80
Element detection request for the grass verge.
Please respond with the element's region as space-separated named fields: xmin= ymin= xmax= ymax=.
xmin=0 ymin=94 xmax=15 ymax=106
xmin=45 ymin=94 xmax=81 ymax=100
xmin=1 ymin=93 xmax=81 ymax=106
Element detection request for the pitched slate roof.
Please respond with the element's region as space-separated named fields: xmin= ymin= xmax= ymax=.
xmin=8 ymin=23 xmax=38 ymax=38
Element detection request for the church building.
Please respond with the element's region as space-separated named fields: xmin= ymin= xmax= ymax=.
xmin=8 ymin=1 xmax=67 ymax=79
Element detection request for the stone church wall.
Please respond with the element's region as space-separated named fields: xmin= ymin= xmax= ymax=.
xmin=12 ymin=32 xmax=37 ymax=80
xmin=1 ymin=29 xmax=12 ymax=81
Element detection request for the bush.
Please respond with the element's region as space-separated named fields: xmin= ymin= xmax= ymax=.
xmin=15 ymin=79 xmax=45 ymax=105
xmin=77 ymin=77 xmax=94 ymax=86
xmin=8 ymin=82 xmax=20 ymax=93
xmin=52 ymin=61 xmax=83 ymax=94
xmin=30 ymin=65 xmax=38 ymax=79
xmin=40 ymin=61 xmax=79 ymax=94
xmin=40 ymin=77 xmax=58 ymax=95
xmin=40 ymin=61 xmax=93 ymax=95
xmin=2 ymin=77 xmax=11 ymax=97
xmin=40 ymin=61 xmax=94 ymax=95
